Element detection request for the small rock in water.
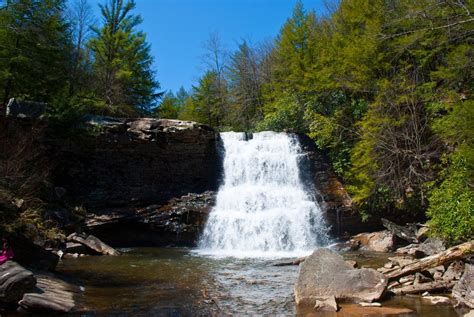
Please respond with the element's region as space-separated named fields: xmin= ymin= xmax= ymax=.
xmin=384 ymin=262 xmax=394 ymax=269
xmin=422 ymin=296 xmax=451 ymax=305
xmin=422 ymin=291 xmax=430 ymax=297
xmin=359 ymin=302 xmax=382 ymax=307
xmin=345 ymin=260 xmax=358 ymax=268
xmin=314 ymin=296 xmax=338 ymax=312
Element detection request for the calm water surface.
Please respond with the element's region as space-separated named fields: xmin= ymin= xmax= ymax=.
xmin=57 ymin=248 xmax=462 ymax=316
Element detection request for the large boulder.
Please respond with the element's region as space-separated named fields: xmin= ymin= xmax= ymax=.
xmin=0 ymin=261 xmax=36 ymax=304
xmin=350 ymin=230 xmax=395 ymax=252
xmin=453 ymin=264 xmax=474 ymax=308
xmin=294 ymin=248 xmax=387 ymax=305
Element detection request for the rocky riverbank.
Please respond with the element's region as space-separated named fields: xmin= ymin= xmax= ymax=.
xmin=292 ymin=220 xmax=474 ymax=315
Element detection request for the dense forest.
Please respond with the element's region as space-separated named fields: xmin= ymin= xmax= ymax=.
xmin=0 ymin=0 xmax=472 ymax=244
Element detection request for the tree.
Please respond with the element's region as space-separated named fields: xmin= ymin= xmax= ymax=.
xmin=88 ymin=0 xmax=159 ymax=114
xmin=227 ymin=40 xmax=264 ymax=130
xmin=0 ymin=0 xmax=70 ymax=106
xmin=68 ymin=0 xmax=95 ymax=96
xmin=155 ymin=91 xmax=179 ymax=119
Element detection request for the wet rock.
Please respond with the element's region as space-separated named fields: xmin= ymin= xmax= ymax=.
xmin=19 ymin=273 xmax=82 ymax=313
xmin=296 ymin=135 xmax=378 ymax=237
xmin=350 ymin=230 xmax=395 ymax=252
xmin=294 ymin=248 xmax=387 ymax=305
xmin=86 ymin=191 xmax=216 ymax=247
xmin=453 ymin=264 xmax=474 ymax=308
xmin=422 ymin=296 xmax=451 ymax=305
xmin=0 ymin=261 xmax=36 ymax=304
xmin=313 ymin=296 xmax=338 ymax=312
xmin=67 ymin=233 xmax=120 ymax=256
xmin=346 ymin=260 xmax=358 ymax=268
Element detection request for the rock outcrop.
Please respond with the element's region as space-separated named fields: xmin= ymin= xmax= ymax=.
xmin=85 ymin=191 xmax=216 ymax=246
xmin=294 ymin=248 xmax=387 ymax=305
xmin=52 ymin=117 xmax=221 ymax=208
xmin=296 ymin=134 xmax=378 ymax=236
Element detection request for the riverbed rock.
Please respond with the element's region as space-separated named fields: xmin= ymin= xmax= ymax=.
xmin=294 ymin=248 xmax=387 ymax=305
xmin=0 ymin=261 xmax=36 ymax=304
xmin=349 ymin=230 xmax=395 ymax=252
xmin=19 ymin=273 xmax=82 ymax=313
xmin=453 ymin=264 xmax=474 ymax=308
xmin=67 ymin=233 xmax=120 ymax=256
xmin=314 ymin=296 xmax=338 ymax=312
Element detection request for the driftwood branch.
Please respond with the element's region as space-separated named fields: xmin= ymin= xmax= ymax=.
xmin=386 ymin=240 xmax=474 ymax=281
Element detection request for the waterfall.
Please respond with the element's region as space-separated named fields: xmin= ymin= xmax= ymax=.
xmin=197 ymin=131 xmax=329 ymax=258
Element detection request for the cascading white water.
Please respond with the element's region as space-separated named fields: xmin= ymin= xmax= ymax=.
xmin=197 ymin=131 xmax=329 ymax=258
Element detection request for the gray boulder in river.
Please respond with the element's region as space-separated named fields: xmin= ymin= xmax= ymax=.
xmin=294 ymin=248 xmax=387 ymax=305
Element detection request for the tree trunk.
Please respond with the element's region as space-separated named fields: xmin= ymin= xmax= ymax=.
xmin=386 ymin=240 xmax=474 ymax=281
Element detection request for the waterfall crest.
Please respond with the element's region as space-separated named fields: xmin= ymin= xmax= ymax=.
xmin=197 ymin=131 xmax=329 ymax=258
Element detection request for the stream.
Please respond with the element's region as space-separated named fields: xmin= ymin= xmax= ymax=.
xmin=57 ymin=247 xmax=461 ymax=316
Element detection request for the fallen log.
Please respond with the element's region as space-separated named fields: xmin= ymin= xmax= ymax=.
xmin=386 ymin=240 xmax=474 ymax=281
xmin=390 ymin=280 xmax=456 ymax=295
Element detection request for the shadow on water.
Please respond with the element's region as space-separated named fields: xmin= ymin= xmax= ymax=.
xmin=56 ymin=248 xmax=462 ymax=316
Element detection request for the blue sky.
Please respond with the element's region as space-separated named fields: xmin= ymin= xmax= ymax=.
xmin=85 ymin=0 xmax=327 ymax=93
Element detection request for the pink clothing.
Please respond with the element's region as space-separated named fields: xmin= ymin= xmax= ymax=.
xmin=0 ymin=247 xmax=14 ymax=265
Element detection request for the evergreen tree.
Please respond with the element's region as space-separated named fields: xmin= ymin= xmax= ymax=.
xmin=88 ymin=0 xmax=159 ymax=115
xmin=0 ymin=0 xmax=71 ymax=106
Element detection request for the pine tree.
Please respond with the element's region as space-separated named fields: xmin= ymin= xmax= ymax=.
xmin=88 ymin=0 xmax=159 ymax=115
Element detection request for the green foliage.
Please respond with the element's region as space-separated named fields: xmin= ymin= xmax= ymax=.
xmin=427 ymin=148 xmax=474 ymax=244
xmin=155 ymin=91 xmax=180 ymax=119
xmin=88 ymin=0 xmax=160 ymax=115
xmin=0 ymin=0 xmax=71 ymax=104
xmin=256 ymin=93 xmax=306 ymax=132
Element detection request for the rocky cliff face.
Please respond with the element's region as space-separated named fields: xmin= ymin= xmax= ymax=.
xmin=296 ymin=134 xmax=377 ymax=237
xmin=1 ymin=116 xmax=371 ymax=247
xmin=52 ymin=117 xmax=221 ymax=208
